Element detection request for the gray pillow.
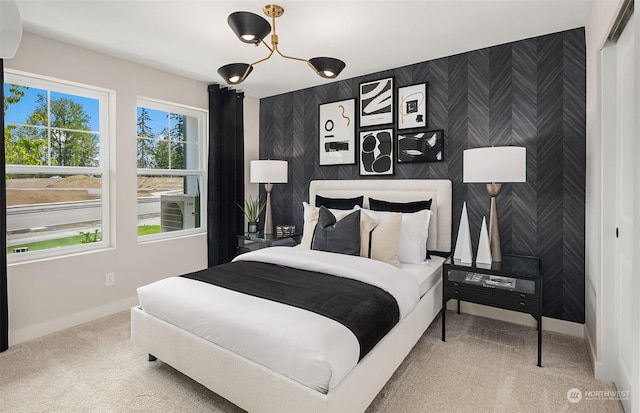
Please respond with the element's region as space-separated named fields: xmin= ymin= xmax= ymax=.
xmin=311 ymin=206 xmax=361 ymax=256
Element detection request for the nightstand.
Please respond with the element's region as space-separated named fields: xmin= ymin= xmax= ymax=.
xmin=441 ymin=254 xmax=542 ymax=366
xmin=236 ymin=232 xmax=302 ymax=255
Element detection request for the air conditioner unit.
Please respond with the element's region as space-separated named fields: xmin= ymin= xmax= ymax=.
xmin=160 ymin=194 xmax=198 ymax=232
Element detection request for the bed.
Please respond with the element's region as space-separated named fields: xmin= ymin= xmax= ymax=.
xmin=131 ymin=178 xmax=452 ymax=413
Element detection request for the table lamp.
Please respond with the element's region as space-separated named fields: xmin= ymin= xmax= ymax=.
xmin=0 ymin=0 xmax=23 ymax=58
xmin=250 ymin=160 xmax=288 ymax=235
xmin=463 ymin=146 xmax=526 ymax=262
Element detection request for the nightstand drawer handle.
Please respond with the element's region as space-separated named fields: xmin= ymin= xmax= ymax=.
xmin=520 ymin=301 xmax=526 ymax=307
xmin=454 ymin=290 xmax=460 ymax=295
xmin=520 ymin=293 xmax=526 ymax=298
xmin=454 ymin=282 xmax=459 ymax=287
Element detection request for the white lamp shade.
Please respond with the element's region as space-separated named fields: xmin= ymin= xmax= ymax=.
xmin=0 ymin=0 xmax=22 ymax=58
xmin=463 ymin=146 xmax=526 ymax=183
xmin=250 ymin=160 xmax=288 ymax=184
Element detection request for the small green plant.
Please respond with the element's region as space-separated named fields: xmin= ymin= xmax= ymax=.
xmin=239 ymin=195 xmax=265 ymax=223
xmin=79 ymin=229 xmax=100 ymax=243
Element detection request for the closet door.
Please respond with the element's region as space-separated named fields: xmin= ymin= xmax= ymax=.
xmin=612 ymin=8 xmax=638 ymax=412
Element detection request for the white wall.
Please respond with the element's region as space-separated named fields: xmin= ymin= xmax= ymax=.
xmin=244 ymin=96 xmax=260 ymax=210
xmin=5 ymin=32 xmax=209 ymax=345
xmin=584 ymin=0 xmax=624 ymax=379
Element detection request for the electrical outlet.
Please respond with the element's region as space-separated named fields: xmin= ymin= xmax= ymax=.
xmin=105 ymin=272 xmax=115 ymax=286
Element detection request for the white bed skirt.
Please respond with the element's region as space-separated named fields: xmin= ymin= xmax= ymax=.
xmin=130 ymin=277 xmax=442 ymax=413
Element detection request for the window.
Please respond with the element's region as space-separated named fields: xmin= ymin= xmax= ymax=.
xmin=4 ymin=72 xmax=111 ymax=260
xmin=136 ymin=98 xmax=207 ymax=240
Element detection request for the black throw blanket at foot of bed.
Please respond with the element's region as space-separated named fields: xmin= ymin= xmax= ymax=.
xmin=183 ymin=260 xmax=400 ymax=360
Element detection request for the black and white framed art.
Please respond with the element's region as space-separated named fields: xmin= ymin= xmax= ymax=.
xmin=359 ymin=77 xmax=393 ymax=127
xmin=397 ymin=83 xmax=426 ymax=130
xmin=397 ymin=129 xmax=444 ymax=163
xmin=360 ymin=128 xmax=394 ymax=176
xmin=319 ymin=98 xmax=356 ymax=165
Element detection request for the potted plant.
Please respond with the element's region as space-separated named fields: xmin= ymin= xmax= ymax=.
xmin=240 ymin=195 xmax=265 ymax=233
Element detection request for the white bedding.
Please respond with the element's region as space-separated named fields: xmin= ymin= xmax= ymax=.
xmin=137 ymin=247 xmax=433 ymax=393
xmin=401 ymin=255 xmax=445 ymax=297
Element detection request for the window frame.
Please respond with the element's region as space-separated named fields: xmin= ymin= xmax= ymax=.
xmin=4 ymin=70 xmax=113 ymax=263
xmin=136 ymin=97 xmax=208 ymax=242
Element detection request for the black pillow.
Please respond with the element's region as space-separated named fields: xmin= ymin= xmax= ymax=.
xmin=311 ymin=206 xmax=361 ymax=256
xmin=316 ymin=195 xmax=364 ymax=210
xmin=369 ymin=198 xmax=432 ymax=213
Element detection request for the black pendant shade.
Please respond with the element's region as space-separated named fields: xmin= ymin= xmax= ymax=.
xmin=218 ymin=4 xmax=346 ymax=85
xmin=308 ymin=57 xmax=346 ymax=79
xmin=228 ymin=11 xmax=271 ymax=44
xmin=217 ymin=63 xmax=253 ymax=84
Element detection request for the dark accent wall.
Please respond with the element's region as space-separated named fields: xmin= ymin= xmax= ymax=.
xmin=259 ymin=28 xmax=586 ymax=323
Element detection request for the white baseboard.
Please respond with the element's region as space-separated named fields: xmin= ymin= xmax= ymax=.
xmin=584 ymin=322 xmax=602 ymax=379
xmin=9 ymin=296 xmax=138 ymax=346
xmin=446 ymin=301 xmax=585 ymax=338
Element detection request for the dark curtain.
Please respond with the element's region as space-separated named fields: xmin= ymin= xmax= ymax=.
xmin=1 ymin=59 xmax=8 ymax=352
xmin=207 ymin=84 xmax=245 ymax=266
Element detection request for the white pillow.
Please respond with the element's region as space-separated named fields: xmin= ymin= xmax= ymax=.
xmin=360 ymin=208 xmax=432 ymax=264
xmin=360 ymin=212 xmax=402 ymax=267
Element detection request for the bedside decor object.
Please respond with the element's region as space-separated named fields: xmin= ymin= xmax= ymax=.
xmin=240 ymin=195 xmax=265 ymax=234
xmin=217 ymin=4 xmax=345 ymax=85
xmin=397 ymin=83 xmax=426 ymax=130
xmin=359 ymin=129 xmax=394 ymax=176
xmin=397 ymin=130 xmax=443 ymax=163
xmin=359 ymin=77 xmax=394 ymax=127
xmin=275 ymin=225 xmax=296 ymax=238
xmin=250 ymin=160 xmax=288 ymax=235
xmin=463 ymin=146 xmax=526 ymax=262
xmin=453 ymin=201 xmax=472 ymax=263
xmin=476 ymin=216 xmax=492 ymax=266
xmin=319 ymin=99 xmax=356 ymax=165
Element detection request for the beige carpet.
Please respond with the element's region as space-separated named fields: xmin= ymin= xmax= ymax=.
xmin=0 ymin=310 xmax=624 ymax=413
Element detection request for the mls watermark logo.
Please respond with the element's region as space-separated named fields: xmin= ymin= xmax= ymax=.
xmin=567 ymin=388 xmax=583 ymax=403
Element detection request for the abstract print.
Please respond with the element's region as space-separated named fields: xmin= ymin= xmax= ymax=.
xmin=360 ymin=129 xmax=394 ymax=175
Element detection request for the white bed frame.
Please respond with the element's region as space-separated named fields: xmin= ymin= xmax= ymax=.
xmin=131 ymin=179 xmax=452 ymax=413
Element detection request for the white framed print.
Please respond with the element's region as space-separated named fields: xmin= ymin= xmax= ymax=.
xmin=397 ymin=83 xmax=426 ymax=130
xmin=359 ymin=128 xmax=394 ymax=176
xmin=359 ymin=77 xmax=394 ymax=127
xmin=318 ymin=98 xmax=356 ymax=165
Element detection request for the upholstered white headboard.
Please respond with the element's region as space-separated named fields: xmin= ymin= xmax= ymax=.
xmin=309 ymin=179 xmax=452 ymax=253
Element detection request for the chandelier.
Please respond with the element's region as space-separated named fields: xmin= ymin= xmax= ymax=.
xmin=217 ymin=4 xmax=346 ymax=85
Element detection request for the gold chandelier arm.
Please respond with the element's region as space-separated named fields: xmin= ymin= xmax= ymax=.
xmin=275 ymin=48 xmax=309 ymax=64
xmin=249 ymin=42 xmax=276 ymax=67
xmin=266 ymin=6 xmax=309 ymax=65
xmin=240 ymin=40 xmax=276 ymax=80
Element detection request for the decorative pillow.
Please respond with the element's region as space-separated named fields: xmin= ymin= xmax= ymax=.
xmin=360 ymin=208 xmax=432 ymax=264
xmin=360 ymin=212 xmax=401 ymax=267
xmin=311 ymin=207 xmax=361 ymax=256
xmin=369 ymin=198 xmax=432 ymax=213
xmin=300 ymin=203 xmax=358 ymax=249
xmin=316 ymin=195 xmax=364 ymax=210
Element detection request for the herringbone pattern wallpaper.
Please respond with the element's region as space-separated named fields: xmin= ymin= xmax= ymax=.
xmin=259 ymin=28 xmax=586 ymax=323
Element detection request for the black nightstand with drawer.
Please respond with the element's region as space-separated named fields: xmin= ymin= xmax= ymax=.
xmin=441 ymin=254 xmax=542 ymax=366
xmin=236 ymin=232 xmax=302 ymax=255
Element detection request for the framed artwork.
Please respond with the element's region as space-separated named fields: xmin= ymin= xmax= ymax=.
xmin=360 ymin=128 xmax=394 ymax=176
xmin=318 ymin=98 xmax=356 ymax=165
xmin=397 ymin=83 xmax=427 ymax=130
xmin=359 ymin=77 xmax=394 ymax=127
xmin=397 ymin=129 xmax=444 ymax=163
